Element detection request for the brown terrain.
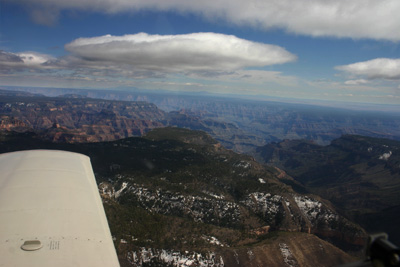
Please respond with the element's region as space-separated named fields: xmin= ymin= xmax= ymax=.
xmin=217 ymin=232 xmax=356 ymax=267
xmin=0 ymin=90 xmax=375 ymax=266
xmin=0 ymin=95 xmax=167 ymax=142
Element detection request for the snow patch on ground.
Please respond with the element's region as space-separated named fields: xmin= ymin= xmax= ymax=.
xmin=202 ymin=236 xmax=226 ymax=247
xmin=113 ymin=183 xmax=241 ymax=226
xmin=234 ymin=161 xmax=251 ymax=169
xmin=127 ymin=248 xmax=224 ymax=267
xmin=241 ymin=192 xmax=285 ymax=224
xmin=203 ymin=190 xmax=225 ymax=199
xmin=233 ymin=250 xmax=240 ymax=265
xmin=98 ymin=182 xmax=115 ymax=198
xmin=279 ymin=243 xmax=299 ymax=267
xmin=114 ymin=182 xmax=128 ymax=198
xmin=379 ymin=151 xmax=392 ymax=160
xmin=294 ymin=195 xmax=322 ymax=220
xmin=247 ymin=249 xmax=255 ymax=260
xmin=294 ymin=195 xmax=338 ymax=225
xmin=242 ymin=192 xmax=282 ymax=215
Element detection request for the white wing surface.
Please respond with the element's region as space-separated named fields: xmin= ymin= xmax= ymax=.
xmin=0 ymin=150 xmax=120 ymax=266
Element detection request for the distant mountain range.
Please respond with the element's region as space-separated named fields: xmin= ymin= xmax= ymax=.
xmin=2 ymin=87 xmax=400 ymax=154
xmin=255 ymin=135 xmax=400 ymax=245
xmin=0 ymin=90 xmax=240 ymax=145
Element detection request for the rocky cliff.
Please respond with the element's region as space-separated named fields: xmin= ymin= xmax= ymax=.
xmin=3 ymin=87 xmax=400 ymax=154
xmin=0 ymin=92 xmax=243 ymax=146
xmin=0 ymin=95 xmax=166 ymax=142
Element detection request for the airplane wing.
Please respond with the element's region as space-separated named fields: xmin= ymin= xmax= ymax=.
xmin=0 ymin=150 xmax=120 ymax=266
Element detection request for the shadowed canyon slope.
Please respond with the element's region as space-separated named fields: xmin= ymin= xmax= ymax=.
xmin=0 ymin=128 xmax=360 ymax=266
xmin=255 ymin=135 xmax=400 ymax=245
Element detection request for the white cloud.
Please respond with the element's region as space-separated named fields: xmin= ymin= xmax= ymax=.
xmin=17 ymin=52 xmax=54 ymax=66
xmin=8 ymin=0 xmax=400 ymax=41
xmin=0 ymin=33 xmax=297 ymax=91
xmin=65 ymin=33 xmax=296 ymax=72
xmin=0 ymin=50 xmax=55 ymax=72
xmin=336 ymin=58 xmax=400 ymax=80
xmin=344 ymin=79 xmax=369 ymax=85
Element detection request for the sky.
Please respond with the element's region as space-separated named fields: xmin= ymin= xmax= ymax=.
xmin=0 ymin=0 xmax=400 ymax=105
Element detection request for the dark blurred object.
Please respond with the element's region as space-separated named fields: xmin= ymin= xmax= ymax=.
xmin=340 ymin=233 xmax=400 ymax=267
xmin=368 ymin=233 xmax=400 ymax=267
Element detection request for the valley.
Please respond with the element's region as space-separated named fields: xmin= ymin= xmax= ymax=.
xmin=0 ymin=91 xmax=239 ymax=145
xmin=1 ymin=88 xmax=399 ymax=266
xmin=255 ymin=135 xmax=400 ymax=245
xmin=0 ymin=128 xmax=360 ymax=266
xmin=3 ymin=86 xmax=400 ymax=154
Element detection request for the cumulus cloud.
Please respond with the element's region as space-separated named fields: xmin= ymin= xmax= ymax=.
xmin=0 ymin=51 xmax=24 ymax=64
xmin=65 ymin=33 xmax=296 ymax=72
xmin=1 ymin=33 xmax=297 ymax=89
xmin=7 ymin=0 xmax=400 ymax=41
xmin=0 ymin=50 xmax=55 ymax=72
xmin=336 ymin=58 xmax=400 ymax=80
xmin=17 ymin=52 xmax=54 ymax=65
